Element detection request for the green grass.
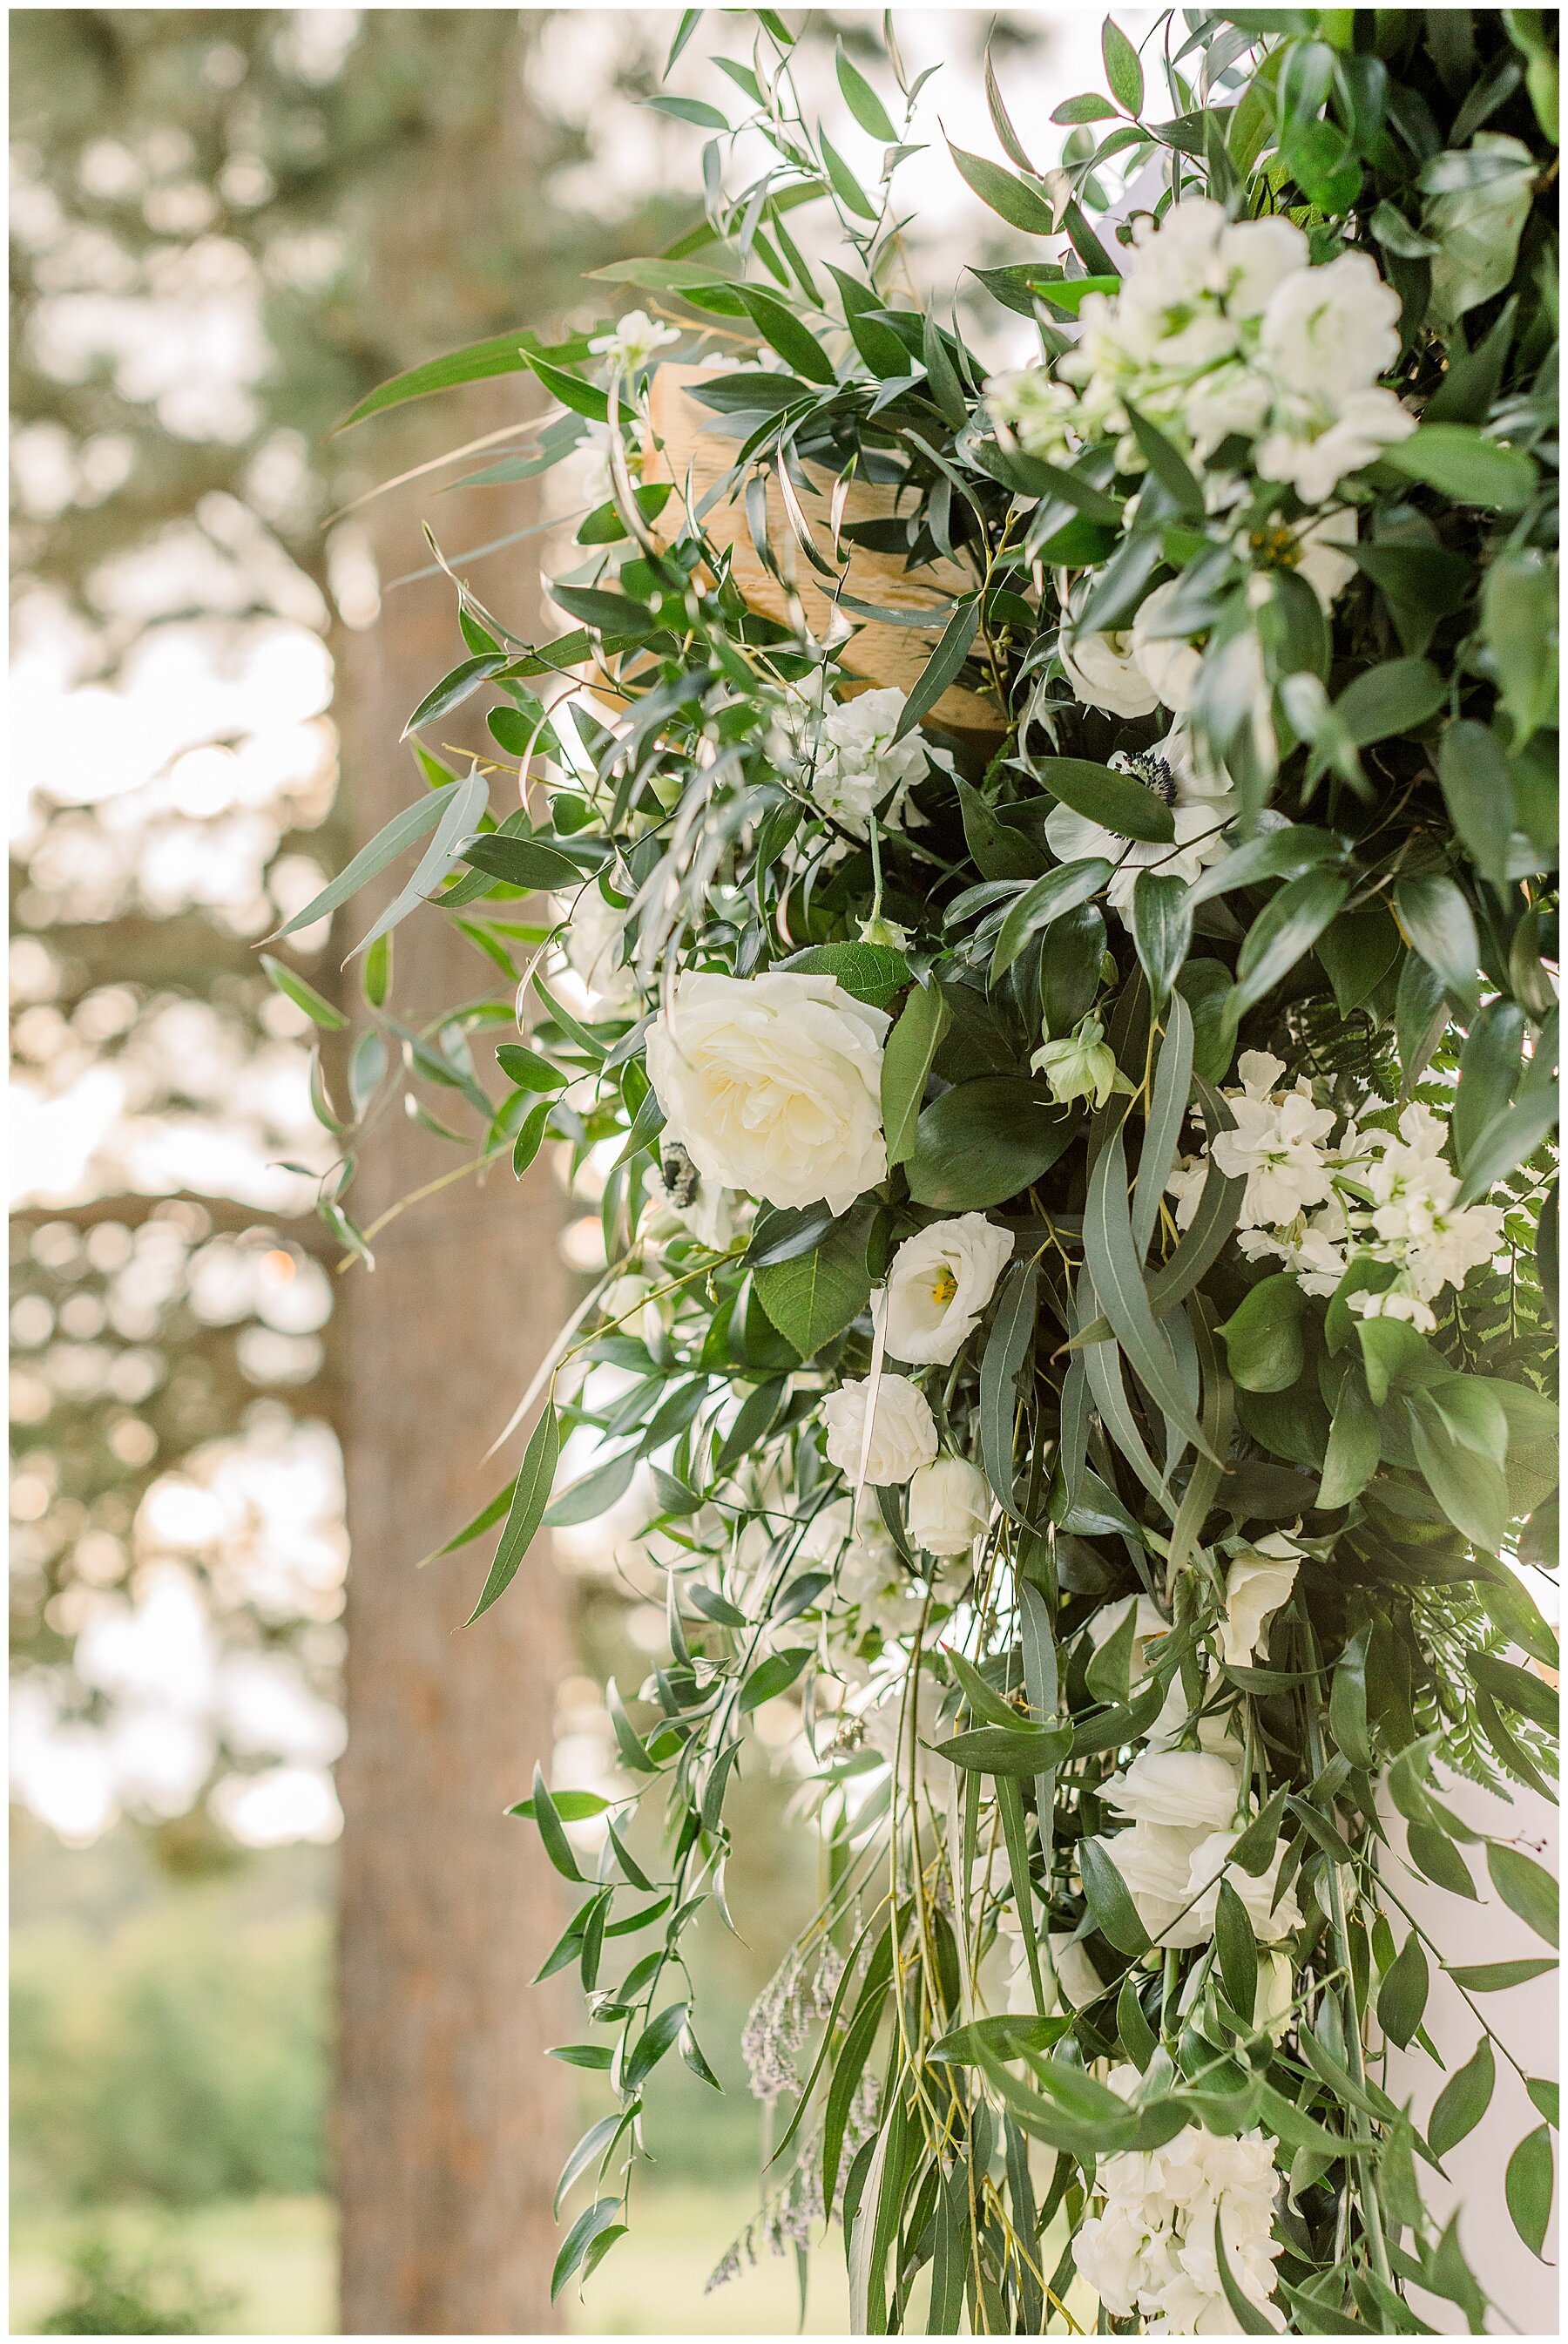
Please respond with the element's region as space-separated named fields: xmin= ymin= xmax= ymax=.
xmin=8 ymin=2190 xmax=856 ymax=2336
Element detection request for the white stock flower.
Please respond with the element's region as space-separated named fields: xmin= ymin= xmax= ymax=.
xmin=1031 ymin=1014 xmax=1132 ymax=1110
xmin=1350 ymin=1284 xmax=1438 ymax=1332
xmin=808 ymin=688 xmax=929 ymax=839
xmin=1102 ymin=1746 xmax=1241 ymax=1832
xmin=1166 ymin=1155 xmax=1208 ymax=1230
xmin=646 ymin=970 xmax=889 ymax=1214
xmin=1209 ymin=1051 xmax=1336 ymax=1227
xmin=1222 ymin=1535 xmax=1301 ymax=1665
xmin=1360 ymin=1101 xmax=1504 ymax=1304
xmin=588 ymin=308 xmax=681 ymax=373
xmin=821 ymin=1373 xmax=937 ymax=1487
xmin=1236 ymin=1201 xmax=1349 ymax=1296
xmin=1060 ymin=627 xmax=1161 ymax=718
xmin=1253 ymin=249 xmax=1414 ymax=501
xmin=1255 ymin=384 xmax=1416 ymax=505
xmin=908 ymin=1456 xmax=990 ymax=1556
xmin=884 ymin=1215 xmax=1012 ymax=1365
xmin=984 ymin=365 xmax=1078 ymax=463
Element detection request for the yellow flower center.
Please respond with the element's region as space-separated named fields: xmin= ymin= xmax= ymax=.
xmin=929 ymin=1265 xmax=958 ymax=1308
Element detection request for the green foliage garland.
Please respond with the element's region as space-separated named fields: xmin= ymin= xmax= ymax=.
xmin=302 ymin=10 xmax=1560 ymax=2331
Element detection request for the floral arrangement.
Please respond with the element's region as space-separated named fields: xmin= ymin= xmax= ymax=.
xmin=287 ymin=10 xmax=1560 ymax=2332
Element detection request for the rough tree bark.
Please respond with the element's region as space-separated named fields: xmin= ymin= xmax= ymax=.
xmin=333 ymin=384 xmax=575 ymax=2334
xmin=329 ymin=24 xmax=578 ymax=2327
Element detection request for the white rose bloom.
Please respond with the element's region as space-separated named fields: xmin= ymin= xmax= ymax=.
xmin=1060 ymin=627 xmax=1161 ymax=718
xmin=587 ymin=307 xmax=681 ymax=373
xmin=1182 ymin=1829 xmax=1303 ymax=1947
xmin=808 ymin=687 xmax=929 ymax=839
xmin=1210 ymin=1051 xmax=1336 ymax=1227
xmin=646 ymin=970 xmax=889 ymax=1214
xmin=821 ymin=1372 xmax=937 ymax=1487
xmin=908 ymin=1456 xmax=990 ymax=1556
xmin=884 ymin=1214 xmax=1013 ymax=1365
xmin=1222 ymin=1534 xmax=1301 ymax=1665
xmin=1102 ymin=1745 xmax=1241 ymax=1832
xmin=1131 ymin=581 xmax=1203 ymax=713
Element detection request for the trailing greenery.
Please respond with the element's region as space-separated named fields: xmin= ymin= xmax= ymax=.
xmin=297 ymin=10 xmax=1558 ymax=2332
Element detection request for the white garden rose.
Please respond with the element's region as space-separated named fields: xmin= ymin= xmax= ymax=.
xmin=645 ymin=970 xmax=889 ymax=1214
xmin=1085 ymin=1592 xmax=1170 ymax=1679
xmin=908 ymin=1455 xmax=990 ymax=1556
xmin=821 ymin=1373 xmax=937 ymax=1487
xmin=884 ymin=1214 xmax=1013 ymax=1365
xmin=1091 ymin=1819 xmax=1207 ymax=1944
xmin=1059 ymin=626 xmax=1161 ymax=717
xmin=1222 ymin=1534 xmax=1302 ymax=1665
xmin=1102 ymin=1746 xmax=1241 ymax=1832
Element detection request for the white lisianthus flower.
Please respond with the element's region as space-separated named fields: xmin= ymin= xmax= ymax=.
xmin=645 ymin=970 xmax=889 ymax=1215
xmin=1222 ymin=1534 xmax=1302 ymax=1665
xmin=1048 ymin=1931 xmax=1106 ymax=2010
xmin=821 ymin=1373 xmax=937 ymax=1487
xmin=808 ymin=687 xmax=929 ymax=839
xmin=1209 ymin=1050 xmax=1336 ymax=1226
xmin=1254 ymin=1948 xmax=1296 ymax=2041
xmin=908 ymin=1455 xmax=990 ymax=1556
xmin=1031 ymin=1014 xmax=1132 ymax=1109
xmin=1131 ymin=580 xmax=1203 ymax=713
xmin=1267 ymin=503 xmax=1360 ymax=608
xmin=587 ymin=307 xmax=681 ymax=373
xmin=1059 ymin=627 xmax=1161 ymax=718
xmin=1085 ymin=1591 xmax=1170 ymax=1680
xmin=884 ymin=1215 xmax=1013 ymax=1365
xmin=1183 ymin=1830 xmax=1303 ymax=1947
xmin=1102 ymin=1746 xmax=1241 ymax=1832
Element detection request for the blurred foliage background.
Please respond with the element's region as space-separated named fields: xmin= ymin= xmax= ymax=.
xmin=10 ymin=6 xmax=1080 ymax=2329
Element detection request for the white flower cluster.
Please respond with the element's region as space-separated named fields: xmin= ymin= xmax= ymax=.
xmin=1168 ymin=1053 xmax=1504 ymax=1329
xmin=1088 ymin=1743 xmax=1302 ymax=1952
xmin=800 ymin=686 xmax=929 ymax=841
xmin=1075 ymin=2083 xmax=1284 ymax=2334
xmin=989 ymin=196 xmax=1414 ymax=506
xmin=587 ymin=307 xmax=681 ymax=375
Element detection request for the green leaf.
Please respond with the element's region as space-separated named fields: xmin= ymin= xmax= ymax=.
xmin=510 ymin=1788 xmax=612 ymax=1824
xmin=647 ymin=91 xmax=730 ymax=129
xmin=892 ymin=598 xmax=980 ymax=739
xmin=1130 ymin=871 xmax=1193 ymax=1003
xmin=736 ymin=285 xmax=836 ymax=385
xmin=528 ymin=1765 xmax=585 ymax=1883
xmin=260 ymin=953 xmax=346 ymax=1030
xmin=980 ymin=1260 xmax=1037 ymax=1516
xmin=266 ymin=788 xmax=448 ymax=943
xmin=1429 ymin=2036 xmax=1495 ymax=2155
xmin=350 ymin=766 xmax=490 ymax=963
xmin=463 ymin=834 xmax=583 ymax=891
xmin=778 ymin=940 xmax=910 ymax=1009
xmin=1230 ymin=871 xmax=1349 ymax=1017
xmin=1505 ymin=2124 xmax=1554 ymax=2258
xmin=820 ymin=127 xmax=879 ymax=220
xmin=1033 ymin=755 xmax=1175 ymax=843
xmin=739 ymin=1646 xmax=811 ymax=1711
xmin=1051 ymin=91 xmax=1120 ymax=125
xmin=1528 ymin=2077 xmax=1558 ymax=2128
xmin=1446 ymin=1956 xmax=1556 ymax=1990
xmin=881 ymin=982 xmax=950 ymax=1167
xmin=1078 ymin=1836 xmax=1152 ymax=1956
xmin=1084 ymin=1124 xmax=1215 ymax=1463
xmin=1330 ymin=1623 xmax=1375 ymax=1769
xmin=907 ymin=1078 xmax=1075 ymax=1210
xmin=1315 ymin=900 xmax=1401 ymax=1017
xmin=835 ymin=41 xmax=898 ymax=141
xmin=1376 ymin=1929 xmax=1429 ymax=2049
xmin=547 ymin=2042 xmax=615 ymax=2070
xmin=1217 ymin=1274 xmax=1307 ymax=1393
xmin=921 ymin=312 xmax=970 ymax=430
xmin=929 ymin=2013 xmax=1073 ymax=2064
xmin=946 ymin=139 xmax=1058 ymax=233
xmin=1215 ymin=1876 xmax=1259 ymax=2022
xmin=625 ymin=2001 xmax=689 ymax=2090
xmin=1487 ymin=1843 xmax=1558 ymax=1948
xmin=551 ymin=2197 xmax=625 ymax=2301
xmin=932 ymin=1723 xmax=1072 ymax=1775
xmin=1213 ymin=2208 xmax=1277 ymax=2334
xmin=467 ymin=1401 xmax=559 ymax=1623
xmin=526 ymin=352 xmax=610 ymax=422
xmin=1318 ymin=1385 xmax=1380 ymax=1508
xmin=544 ymin=1445 xmax=639 ymax=1528
xmin=497 ymin=1041 xmax=569 ymax=1095
xmin=993 ymin=859 xmax=1112 ymax=980
xmin=1409 ymin=1390 xmax=1510 ymax=1553
xmin=1395 ymin=873 xmax=1480 ymax=1012
xmin=338 ymin=328 xmax=589 ymax=430
xmin=1101 ymin=17 xmax=1145 ymax=113
xmin=1484 ymin=548 xmax=1558 ymax=746
xmin=1333 ymin=656 xmax=1446 ymax=746
xmin=755 ymin=1217 xmax=872 ymax=1359
xmin=576 ymin=482 xmax=674 ymax=545
xmin=1439 ymin=720 xmax=1517 ymax=887
xmin=1383 ymin=423 xmax=1536 ymax=511
xmin=1228 ymin=1785 xmax=1292 ymax=1877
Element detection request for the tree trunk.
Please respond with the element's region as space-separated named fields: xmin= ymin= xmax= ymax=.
xmin=333 ymin=380 xmax=574 ymax=2333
